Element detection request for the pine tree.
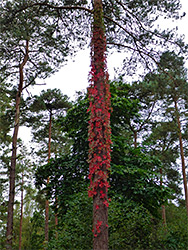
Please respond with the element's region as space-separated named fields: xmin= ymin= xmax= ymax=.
xmin=25 ymin=89 xmax=71 ymax=243
xmin=145 ymin=51 xmax=188 ymax=218
xmin=0 ymin=2 xmax=73 ymax=246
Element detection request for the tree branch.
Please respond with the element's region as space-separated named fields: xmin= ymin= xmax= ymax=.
xmin=20 ymin=40 xmax=29 ymax=69
xmin=11 ymin=2 xmax=92 ymax=19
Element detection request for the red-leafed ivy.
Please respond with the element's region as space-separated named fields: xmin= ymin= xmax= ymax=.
xmin=87 ymin=0 xmax=112 ymax=239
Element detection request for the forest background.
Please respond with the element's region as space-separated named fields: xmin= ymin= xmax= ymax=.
xmin=1 ymin=0 xmax=188 ymax=250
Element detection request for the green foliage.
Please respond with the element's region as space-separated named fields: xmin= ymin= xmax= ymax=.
xmin=110 ymin=80 xmax=140 ymax=135
xmin=109 ymin=196 xmax=154 ymax=250
xmin=143 ymin=120 xmax=182 ymax=200
xmin=0 ymin=82 xmax=15 ymax=144
xmin=0 ymin=83 xmax=18 ymax=248
xmin=149 ymin=204 xmax=188 ymax=249
xmin=28 ymin=89 xmax=72 ymax=113
xmin=46 ymin=195 xmax=188 ymax=250
xmin=36 ymin=81 xmax=171 ymax=220
xmin=47 ymin=192 xmax=93 ymax=250
xmin=29 ymin=211 xmax=45 ymax=250
xmin=32 ymin=79 xmax=187 ymax=249
xmin=35 ymin=155 xmax=88 ymax=215
xmin=46 ymin=192 xmax=156 ymax=250
xmin=141 ymin=52 xmax=188 ymax=204
xmin=13 ymin=209 xmax=45 ymax=250
xmin=144 ymin=51 xmax=188 ymax=103
xmin=111 ymin=147 xmax=171 ymax=217
xmin=59 ymin=91 xmax=89 ymax=159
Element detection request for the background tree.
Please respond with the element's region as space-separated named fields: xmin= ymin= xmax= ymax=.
xmin=143 ymin=51 xmax=188 ymax=218
xmin=143 ymin=120 xmax=182 ymax=225
xmin=25 ymin=88 xmax=71 ymax=243
xmin=0 ymin=82 xmax=15 ymax=248
xmin=125 ymin=79 xmax=159 ymax=148
xmin=14 ymin=147 xmax=35 ymax=250
xmin=25 ymin=89 xmax=72 ymax=162
xmin=0 ymin=1 xmax=76 ymax=246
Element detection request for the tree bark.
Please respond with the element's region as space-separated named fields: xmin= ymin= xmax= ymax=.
xmin=6 ymin=40 xmax=29 ymax=249
xmin=19 ymin=173 xmax=24 ymax=250
xmin=45 ymin=110 xmax=52 ymax=243
xmin=88 ymin=1 xmax=111 ymax=249
xmin=174 ymin=99 xmax=188 ymax=218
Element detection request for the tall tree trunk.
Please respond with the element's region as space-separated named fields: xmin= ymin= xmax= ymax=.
xmin=45 ymin=110 xmax=52 ymax=243
xmin=88 ymin=1 xmax=111 ymax=249
xmin=6 ymin=40 xmax=29 ymax=249
xmin=160 ymin=168 xmax=167 ymax=227
xmin=19 ymin=173 xmax=24 ymax=250
xmin=174 ymin=99 xmax=188 ymax=217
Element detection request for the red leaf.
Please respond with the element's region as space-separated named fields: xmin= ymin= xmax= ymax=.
xmin=96 ymin=205 xmax=99 ymax=210
xmin=103 ymin=200 xmax=109 ymax=207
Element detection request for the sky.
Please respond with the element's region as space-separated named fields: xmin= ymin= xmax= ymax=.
xmin=26 ymin=0 xmax=188 ymax=101
xmin=27 ymin=46 xmax=127 ymax=100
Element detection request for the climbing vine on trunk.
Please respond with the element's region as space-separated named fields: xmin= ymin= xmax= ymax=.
xmin=88 ymin=0 xmax=111 ymax=249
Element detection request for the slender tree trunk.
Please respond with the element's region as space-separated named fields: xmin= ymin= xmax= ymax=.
xmin=161 ymin=205 xmax=166 ymax=225
xmin=6 ymin=40 xmax=29 ymax=249
xmin=88 ymin=1 xmax=111 ymax=249
xmin=174 ymin=99 xmax=188 ymax=218
xmin=45 ymin=180 xmax=50 ymax=243
xmin=55 ymin=196 xmax=58 ymax=239
xmin=45 ymin=111 xmax=52 ymax=242
xmin=160 ymin=168 xmax=167 ymax=226
xmin=19 ymin=173 xmax=24 ymax=250
xmin=53 ymin=148 xmax=58 ymax=238
xmin=45 ymin=110 xmax=52 ymax=243
xmin=133 ymin=130 xmax=137 ymax=148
